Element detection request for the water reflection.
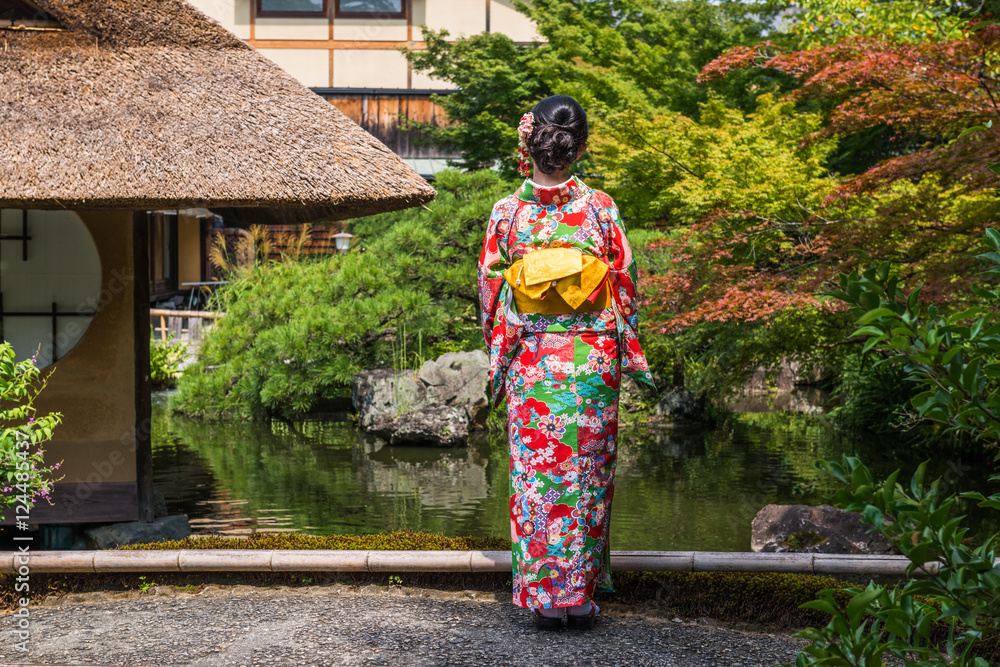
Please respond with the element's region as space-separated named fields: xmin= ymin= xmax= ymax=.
xmin=152 ymin=390 xmax=999 ymax=551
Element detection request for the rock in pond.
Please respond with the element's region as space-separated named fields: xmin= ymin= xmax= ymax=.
xmin=352 ymin=350 xmax=489 ymax=446
xmin=84 ymin=514 xmax=191 ymax=550
xmin=751 ymin=503 xmax=894 ymax=554
xmin=652 ymin=388 xmax=708 ymax=423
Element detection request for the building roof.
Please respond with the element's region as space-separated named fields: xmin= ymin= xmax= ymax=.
xmin=0 ymin=0 xmax=436 ymax=223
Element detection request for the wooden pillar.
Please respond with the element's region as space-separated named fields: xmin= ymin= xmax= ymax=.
xmin=133 ymin=211 xmax=153 ymax=523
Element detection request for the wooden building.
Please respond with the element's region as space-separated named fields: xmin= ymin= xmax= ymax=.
xmin=139 ymin=1 xmax=538 ymax=303
xmin=188 ymin=0 xmax=540 ymax=177
xmin=0 ymin=0 xmax=435 ymax=525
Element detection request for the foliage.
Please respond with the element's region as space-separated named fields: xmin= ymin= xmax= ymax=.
xmin=787 ymin=457 xmax=1000 ymax=666
xmin=786 ymin=0 xmax=978 ymax=46
xmin=137 ymin=576 xmax=155 ymax=594
xmin=149 ymin=326 xmax=188 ymax=389
xmin=171 ymin=170 xmax=512 ymax=420
xmin=788 ymin=234 xmax=1000 ymax=665
xmin=696 ymin=19 xmax=1000 ymax=311
xmin=828 ymin=229 xmax=1000 ymax=449
xmin=403 ymin=0 xmax=784 ymax=177
xmin=829 ymin=361 xmax=928 ymax=442
xmin=0 ymin=343 xmax=62 ymax=521
xmin=598 ymin=94 xmax=839 ymax=328
xmin=700 ymin=24 xmax=1000 ymax=197
xmin=207 ymin=223 xmax=272 ymax=276
xmin=403 ymin=30 xmax=549 ymax=175
xmin=613 ymin=14 xmax=1000 ymax=395
xmin=516 ymin=0 xmax=785 ymax=117
xmin=594 ymin=94 xmax=837 ymax=228
xmin=599 ymin=94 xmax=855 ymax=393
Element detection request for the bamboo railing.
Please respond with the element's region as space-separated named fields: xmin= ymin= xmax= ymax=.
xmin=0 ymin=550 xmax=942 ymax=576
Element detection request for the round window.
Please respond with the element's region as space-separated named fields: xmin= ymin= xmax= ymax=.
xmin=0 ymin=209 xmax=103 ymax=369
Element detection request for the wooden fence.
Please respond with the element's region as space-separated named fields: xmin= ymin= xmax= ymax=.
xmin=150 ymin=309 xmax=223 ymax=344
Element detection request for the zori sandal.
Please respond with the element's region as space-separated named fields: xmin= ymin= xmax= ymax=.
xmin=532 ymin=607 xmax=564 ymax=631
xmin=566 ymin=602 xmax=599 ymax=630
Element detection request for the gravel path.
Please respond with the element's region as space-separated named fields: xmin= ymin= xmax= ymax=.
xmin=0 ymin=584 xmax=808 ymax=666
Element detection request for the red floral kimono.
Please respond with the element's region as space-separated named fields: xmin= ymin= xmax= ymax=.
xmin=477 ymin=176 xmax=654 ymax=612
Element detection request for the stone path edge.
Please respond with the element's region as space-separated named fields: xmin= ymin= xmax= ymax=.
xmin=0 ymin=550 xmax=944 ymax=576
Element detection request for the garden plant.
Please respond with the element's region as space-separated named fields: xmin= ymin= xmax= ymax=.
xmin=150 ymin=326 xmax=188 ymax=389
xmin=172 ymin=170 xmax=514 ymax=420
xmin=786 ymin=230 xmax=1000 ymax=666
xmin=0 ymin=343 xmax=62 ymax=521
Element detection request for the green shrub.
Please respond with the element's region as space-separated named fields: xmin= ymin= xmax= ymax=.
xmin=788 ymin=458 xmax=1000 ymax=666
xmin=829 ymin=361 xmax=930 ymax=444
xmin=149 ymin=326 xmax=188 ymax=389
xmin=170 ymin=170 xmax=515 ymax=420
xmin=827 ymin=230 xmax=1000 ymax=450
xmin=788 ymin=231 xmax=1000 ymax=666
xmin=0 ymin=343 xmax=63 ymax=521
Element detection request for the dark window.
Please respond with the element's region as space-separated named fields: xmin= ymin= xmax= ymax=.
xmin=335 ymin=0 xmax=405 ymax=18
xmin=149 ymin=212 xmax=178 ymax=299
xmin=258 ymin=0 xmax=327 ymax=17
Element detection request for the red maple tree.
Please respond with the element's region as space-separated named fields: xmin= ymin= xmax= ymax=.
xmin=699 ymin=26 xmax=1000 ymax=193
xmin=643 ymin=24 xmax=1000 ymax=336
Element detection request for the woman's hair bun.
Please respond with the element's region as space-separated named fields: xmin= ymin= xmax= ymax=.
xmin=526 ymin=95 xmax=588 ymax=175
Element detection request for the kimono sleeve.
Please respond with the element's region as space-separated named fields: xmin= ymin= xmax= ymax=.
xmin=599 ymin=195 xmax=656 ymax=390
xmin=477 ymin=196 xmax=521 ymax=405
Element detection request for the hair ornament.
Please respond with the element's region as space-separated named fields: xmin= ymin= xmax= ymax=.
xmin=516 ymin=111 xmax=534 ymax=177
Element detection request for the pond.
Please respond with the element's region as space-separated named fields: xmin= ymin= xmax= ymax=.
xmin=152 ymin=389 xmax=1000 ymax=551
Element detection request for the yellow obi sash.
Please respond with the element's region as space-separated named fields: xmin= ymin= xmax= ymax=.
xmin=503 ymin=247 xmax=610 ymax=314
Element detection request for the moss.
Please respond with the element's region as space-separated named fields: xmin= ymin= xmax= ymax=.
xmin=611 ymin=570 xmax=853 ymax=628
xmin=116 ymin=530 xmax=509 ymax=552
xmin=781 ymin=530 xmax=828 ymax=550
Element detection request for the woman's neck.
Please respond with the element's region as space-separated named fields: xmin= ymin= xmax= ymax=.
xmin=530 ymin=166 xmax=573 ymax=187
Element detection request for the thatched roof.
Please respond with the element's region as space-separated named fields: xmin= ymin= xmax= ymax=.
xmin=0 ymin=0 xmax=436 ymax=223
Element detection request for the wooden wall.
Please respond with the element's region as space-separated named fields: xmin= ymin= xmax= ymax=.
xmin=322 ymin=92 xmax=455 ymax=160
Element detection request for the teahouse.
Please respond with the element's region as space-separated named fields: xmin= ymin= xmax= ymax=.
xmin=0 ymin=0 xmax=435 ymax=525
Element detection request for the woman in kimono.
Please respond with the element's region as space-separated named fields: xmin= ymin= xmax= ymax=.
xmin=477 ymin=95 xmax=655 ymax=630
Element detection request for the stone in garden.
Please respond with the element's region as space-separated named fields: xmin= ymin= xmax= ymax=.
xmin=373 ymin=406 xmax=471 ymax=447
xmin=652 ymin=388 xmax=707 ymax=423
xmin=619 ymin=375 xmax=650 ymax=414
xmin=352 ymin=350 xmax=489 ymax=446
xmin=751 ymin=503 xmax=894 ymax=554
xmin=84 ymin=515 xmax=191 ymax=550
xmin=153 ymin=486 xmax=168 ymax=519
